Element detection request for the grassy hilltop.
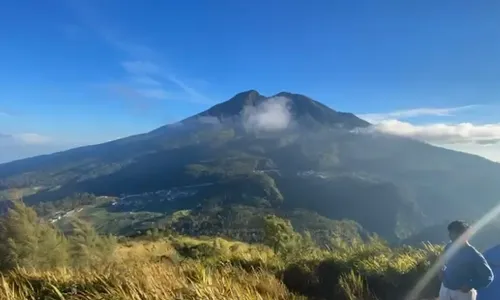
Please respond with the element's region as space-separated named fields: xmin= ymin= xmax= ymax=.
xmin=0 ymin=200 xmax=443 ymax=300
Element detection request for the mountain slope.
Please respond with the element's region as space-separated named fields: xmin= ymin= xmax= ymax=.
xmin=1 ymin=90 xmax=499 ymax=242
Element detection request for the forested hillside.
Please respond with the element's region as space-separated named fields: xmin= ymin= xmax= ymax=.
xmin=1 ymin=90 xmax=500 ymax=246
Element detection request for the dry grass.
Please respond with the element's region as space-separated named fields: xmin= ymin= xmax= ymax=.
xmin=0 ymin=237 xmax=300 ymax=300
xmin=0 ymin=262 xmax=304 ymax=300
xmin=0 ymin=236 xmax=442 ymax=300
xmin=115 ymin=239 xmax=177 ymax=262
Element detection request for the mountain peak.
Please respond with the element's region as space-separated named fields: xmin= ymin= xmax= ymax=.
xmin=185 ymin=90 xmax=369 ymax=129
xmin=273 ymin=91 xmax=309 ymax=99
xmin=193 ymin=90 xmax=265 ymax=121
xmin=271 ymin=91 xmax=370 ymax=129
xmin=237 ymin=89 xmax=261 ymax=98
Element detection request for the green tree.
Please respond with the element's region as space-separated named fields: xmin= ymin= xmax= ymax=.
xmin=0 ymin=200 xmax=68 ymax=270
xmin=67 ymin=217 xmax=116 ymax=267
xmin=262 ymin=215 xmax=321 ymax=260
xmin=262 ymin=215 xmax=300 ymax=253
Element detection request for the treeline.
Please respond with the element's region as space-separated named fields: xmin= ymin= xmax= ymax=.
xmin=166 ymin=214 xmax=444 ymax=300
xmin=144 ymin=204 xmax=365 ymax=247
xmin=0 ymin=200 xmax=115 ymax=271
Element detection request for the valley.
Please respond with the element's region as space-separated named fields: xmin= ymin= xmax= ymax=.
xmin=3 ymin=2 xmax=497 ymax=298
xmin=2 ymin=90 xmax=499 ymax=249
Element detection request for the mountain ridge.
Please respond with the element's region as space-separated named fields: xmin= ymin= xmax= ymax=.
xmin=151 ymin=89 xmax=370 ymax=135
xmin=1 ymin=90 xmax=500 ymax=245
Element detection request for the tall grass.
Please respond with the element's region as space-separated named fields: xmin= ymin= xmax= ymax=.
xmin=0 ymin=236 xmax=442 ymax=300
xmin=1 ymin=262 xmax=304 ymax=300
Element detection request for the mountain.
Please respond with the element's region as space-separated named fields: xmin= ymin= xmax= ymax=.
xmin=1 ymin=90 xmax=500 ymax=244
xmin=190 ymin=90 xmax=369 ymax=129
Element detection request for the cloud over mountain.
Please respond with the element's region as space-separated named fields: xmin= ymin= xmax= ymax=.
xmin=242 ymin=96 xmax=292 ymax=132
xmin=358 ymin=105 xmax=500 ymax=162
xmin=372 ymin=120 xmax=500 ymax=145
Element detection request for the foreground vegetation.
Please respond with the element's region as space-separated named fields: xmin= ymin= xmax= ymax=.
xmin=0 ymin=200 xmax=443 ymax=299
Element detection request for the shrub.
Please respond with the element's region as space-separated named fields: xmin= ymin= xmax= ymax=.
xmin=173 ymin=241 xmax=222 ymax=259
xmin=0 ymin=200 xmax=69 ymax=270
xmin=66 ymin=218 xmax=117 ymax=268
xmin=339 ymin=271 xmax=376 ymax=300
xmin=0 ymin=200 xmax=118 ymax=272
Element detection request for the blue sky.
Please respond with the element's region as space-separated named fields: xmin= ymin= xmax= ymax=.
xmin=1 ymin=0 xmax=500 ymax=162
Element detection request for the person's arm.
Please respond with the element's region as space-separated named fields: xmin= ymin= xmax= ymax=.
xmin=468 ymin=250 xmax=494 ymax=290
xmin=439 ymin=243 xmax=451 ymax=280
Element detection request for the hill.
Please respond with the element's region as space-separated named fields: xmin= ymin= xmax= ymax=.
xmin=0 ymin=201 xmax=443 ymax=300
xmin=1 ymin=90 xmax=500 ymax=244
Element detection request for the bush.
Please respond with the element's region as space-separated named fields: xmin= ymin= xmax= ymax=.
xmin=279 ymin=241 xmax=441 ymax=300
xmin=0 ymin=200 xmax=117 ymax=271
xmin=281 ymin=261 xmax=319 ymax=296
xmin=173 ymin=241 xmax=222 ymax=259
xmin=0 ymin=200 xmax=69 ymax=270
xmin=66 ymin=218 xmax=117 ymax=268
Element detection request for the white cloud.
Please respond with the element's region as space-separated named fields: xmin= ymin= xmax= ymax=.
xmin=15 ymin=133 xmax=52 ymax=145
xmin=242 ymin=96 xmax=292 ymax=132
xmin=358 ymin=105 xmax=500 ymax=162
xmin=371 ymin=120 xmax=500 ymax=145
xmin=361 ymin=119 xmax=500 ymax=162
xmin=441 ymin=143 xmax=500 ymax=162
xmin=359 ymin=105 xmax=478 ymax=123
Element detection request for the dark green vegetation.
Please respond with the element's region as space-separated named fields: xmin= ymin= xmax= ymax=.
xmin=0 ymin=200 xmax=116 ymax=271
xmin=1 ymin=90 xmax=500 ymax=248
xmin=0 ymin=200 xmax=443 ymax=300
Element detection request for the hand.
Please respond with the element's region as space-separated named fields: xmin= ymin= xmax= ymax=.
xmin=460 ymin=285 xmax=472 ymax=293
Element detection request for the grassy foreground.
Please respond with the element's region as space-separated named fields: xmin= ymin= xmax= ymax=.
xmin=0 ymin=236 xmax=443 ymax=300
